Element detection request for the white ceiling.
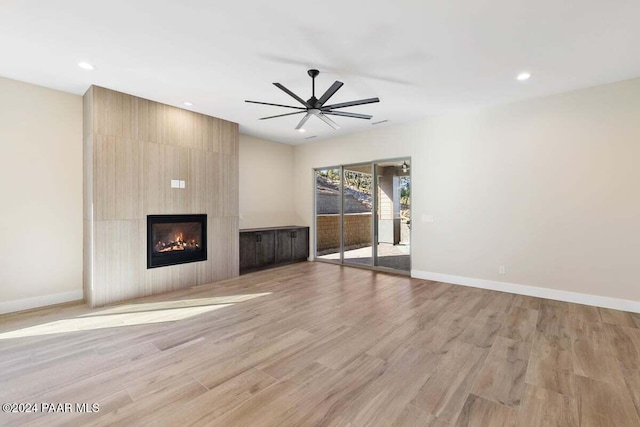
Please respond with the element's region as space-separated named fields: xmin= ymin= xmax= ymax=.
xmin=1 ymin=0 xmax=639 ymax=144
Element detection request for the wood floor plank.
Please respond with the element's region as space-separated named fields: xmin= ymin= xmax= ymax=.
xmin=472 ymin=336 xmax=531 ymax=408
xmin=536 ymin=300 xmax=572 ymax=351
xmin=511 ymin=295 xmax=542 ymax=311
xmin=316 ymin=319 xmax=398 ymax=369
xmin=194 ymin=328 xmax=313 ymax=389
xmin=264 ymin=353 xmax=388 ymax=427
xmin=574 ymin=375 xmax=640 ymax=427
xmin=459 ymin=308 xmax=507 ymax=349
xmin=621 ymin=370 xmax=640 ymax=422
xmin=516 ymin=384 xmax=578 ymax=427
xmin=411 ymin=342 xmax=488 ymax=423
xmin=338 ymin=350 xmax=441 ymax=426
xmin=598 ymin=307 xmax=639 ymax=328
xmin=604 ymin=323 xmax=640 ymax=372
xmin=499 ymin=306 xmax=539 ymax=343
xmin=1 ymin=262 xmax=638 ymax=426
xmin=571 ymin=321 xmax=625 ymax=384
xmin=567 ymin=303 xmax=601 ymax=324
xmin=453 ymin=394 xmax=518 ymax=427
xmin=525 ymin=332 xmax=575 ymax=396
xmin=391 ymin=404 xmax=438 ymax=426
xmin=152 ymin=368 xmax=277 ymax=426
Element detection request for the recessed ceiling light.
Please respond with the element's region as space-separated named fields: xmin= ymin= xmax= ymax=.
xmin=78 ymin=62 xmax=94 ymax=70
xmin=298 ymin=129 xmax=306 ymax=133
xmin=516 ymin=72 xmax=531 ymax=81
xmin=183 ymin=102 xmax=193 ymax=106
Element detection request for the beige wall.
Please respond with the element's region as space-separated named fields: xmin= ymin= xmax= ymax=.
xmin=294 ymin=77 xmax=640 ymax=303
xmin=0 ymin=77 xmax=83 ymax=312
xmin=239 ymin=134 xmax=300 ymax=229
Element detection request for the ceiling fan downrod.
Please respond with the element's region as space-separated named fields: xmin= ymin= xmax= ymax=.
xmin=308 ymin=69 xmax=319 ymax=106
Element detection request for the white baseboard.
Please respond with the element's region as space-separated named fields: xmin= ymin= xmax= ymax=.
xmin=411 ymin=270 xmax=640 ymax=314
xmin=0 ymin=290 xmax=84 ymax=315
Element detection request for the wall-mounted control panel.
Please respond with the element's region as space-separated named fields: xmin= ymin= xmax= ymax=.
xmin=170 ymin=180 xmax=186 ymax=189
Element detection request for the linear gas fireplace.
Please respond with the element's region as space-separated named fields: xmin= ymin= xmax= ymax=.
xmin=147 ymin=214 xmax=207 ymax=268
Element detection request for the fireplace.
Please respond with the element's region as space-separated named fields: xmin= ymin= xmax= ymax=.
xmin=147 ymin=214 xmax=207 ymax=268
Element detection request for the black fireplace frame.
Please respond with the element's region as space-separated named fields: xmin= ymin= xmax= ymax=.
xmin=147 ymin=214 xmax=207 ymax=269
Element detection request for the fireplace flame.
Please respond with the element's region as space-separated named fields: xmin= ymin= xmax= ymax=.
xmin=154 ymin=232 xmax=200 ymax=253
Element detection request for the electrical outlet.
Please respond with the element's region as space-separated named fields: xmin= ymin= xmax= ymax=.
xmin=498 ymin=266 xmax=506 ymax=275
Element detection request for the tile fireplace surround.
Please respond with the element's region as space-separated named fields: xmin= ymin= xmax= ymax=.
xmin=83 ymin=86 xmax=239 ymax=307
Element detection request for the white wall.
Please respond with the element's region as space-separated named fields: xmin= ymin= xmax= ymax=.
xmin=294 ymin=77 xmax=640 ymax=307
xmin=239 ymin=134 xmax=300 ymax=229
xmin=0 ymin=77 xmax=83 ymax=313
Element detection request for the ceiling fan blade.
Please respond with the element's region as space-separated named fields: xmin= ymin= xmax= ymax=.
xmin=316 ymin=81 xmax=344 ymax=107
xmin=324 ymin=111 xmax=372 ymax=120
xmin=314 ymin=112 xmax=340 ymax=130
xmin=260 ymin=111 xmax=305 ymax=120
xmin=295 ymin=112 xmax=312 ymax=130
xmin=273 ymin=83 xmax=312 ymax=108
xmin=245 ymin=100 xmax=305 ymax=110
xmin=321 ymin=97 xmax=380 ymax=110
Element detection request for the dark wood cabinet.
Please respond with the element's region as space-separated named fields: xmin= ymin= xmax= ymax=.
xmin=275 ymin=228 xmax=310 ymax=264
xmin=256 ymin=231 xmax=276 ymax=266
xmin=240 ymin=226 xmax=309 ymax=274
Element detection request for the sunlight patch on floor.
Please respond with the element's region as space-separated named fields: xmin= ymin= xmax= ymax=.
xmin=78 ymin=293 xmax=273 ymax=316
xmin=0 ymin=292 xmax=272 ymax=340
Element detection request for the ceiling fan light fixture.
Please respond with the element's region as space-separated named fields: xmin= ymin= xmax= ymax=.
xmin=516 ymin=72 xmax=531 ymax=81
xmin=78 ymin=61 xmax=94 ymax=70
xmin=298 ymin=128 xmax=306 ymax=133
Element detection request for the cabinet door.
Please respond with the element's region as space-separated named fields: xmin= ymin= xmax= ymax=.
xmin=292 ymin=228 xmax=309 ymax=260
xmin=276 ymin=230 xmax=293 ymax=263
xmin=256 ymin=231 xmax=276 ymax=267
xmin=239 ymin=232 xmax=257 ymax=271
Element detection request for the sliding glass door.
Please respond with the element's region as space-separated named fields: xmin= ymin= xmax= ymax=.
xmin=314 ymin=158 xmax=411 ymax=274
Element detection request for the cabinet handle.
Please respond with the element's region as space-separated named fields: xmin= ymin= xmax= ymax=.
xmin=291 ymin=231 xmax=297 ymax=238
xmin=256 ymin=234 xmax=262 ymax=243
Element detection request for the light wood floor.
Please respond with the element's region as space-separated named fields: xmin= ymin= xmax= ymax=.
xmin=1 ymin=262 xmax=639 ymax=426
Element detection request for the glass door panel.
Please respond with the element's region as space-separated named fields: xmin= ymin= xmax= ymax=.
xmin=374 ymin=160 xmax=411 ymax=272
xmin=342 ymin=164 xmax=373 ymax=267
xmin=315 ymin=168 xmax=341 ymax=262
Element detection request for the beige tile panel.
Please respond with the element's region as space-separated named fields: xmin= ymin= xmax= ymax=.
xmin=223 ymin=153 xmax=239 ymax=217
xmin=83 ymin=219 xmax=93 ymax=304
xmin=83 ymin=86 xmax=94 ymax=139
xmin=203 ymin=116 xmax=221 ymax=152
xmin=136 ymin=97 xmax=159 ymax=143
xmin=142 ymin=142 xmax=183 ymax=215
xmin=92 ymin=220 xmax=143 ymax=307
xmin=93 ymin=135 xmax=142 ymax=220
xmin=93 ymin=134 xmax=116 ymax=220
xmin=83 ymin=134 xmax=93 ymax=221
xmin=220 ymin=120 xmax=239 ymax=155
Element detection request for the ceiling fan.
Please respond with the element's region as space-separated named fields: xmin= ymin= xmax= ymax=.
xmin=245 ymin=69 xmax=380 ymax=131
